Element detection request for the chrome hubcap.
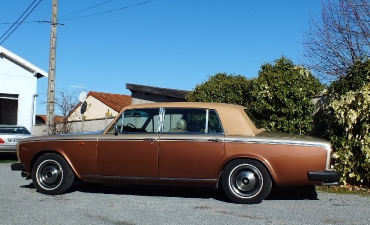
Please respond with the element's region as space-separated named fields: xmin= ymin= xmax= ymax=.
xmin=36 ymin=160 xmax=63 ymax=190
xmin=229 ymin=164 xmax=263 ymax=198
xmin=235 ymin=171 xmax=257 ymax=192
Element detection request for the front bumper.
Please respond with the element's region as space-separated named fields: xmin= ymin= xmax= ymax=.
xmin=10 ymin=162 xmax=30 ymax=178
xmin=11 ymin=162 xmax=25 ymax=171
xmin=308 ymin=171 xmax=341 ymax=185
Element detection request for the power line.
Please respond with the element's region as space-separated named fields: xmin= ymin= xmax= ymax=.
xmin=0 ymin=0 xmax=154 ymax=25
xmin=58 ymin=0 xmax=115 ymax=19
xmin=59 ymin=0 xmax=154 ymax=21
xmin=0 ymin=0 xmax=37 ymax=40
xmin=0 ymin=0 xmax=43 ymax=45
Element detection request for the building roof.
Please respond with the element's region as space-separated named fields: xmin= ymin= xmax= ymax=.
xmin=67 ymin=91 xmax=132 ymax=117
xmin=0 ymin=46 xmax=48 ymax=78
xmin=88 ymin=91 xmax=132 ymax=112
xmin=36 ymin=115 xmax=65 ymax=124
xmin=126 ymin=83 xmax=190 ymax=99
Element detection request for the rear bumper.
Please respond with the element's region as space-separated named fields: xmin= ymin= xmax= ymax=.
xmin=308 ymin=171 xmax=341 ymax=185
xmin=0 ymin=145 xmax=16 ymax=153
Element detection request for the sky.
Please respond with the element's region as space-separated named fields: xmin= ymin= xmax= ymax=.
xmin=0 ymin=0 xmax=323 ymax=115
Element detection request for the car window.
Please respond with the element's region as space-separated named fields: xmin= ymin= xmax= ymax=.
xmin=163 ymin=108 xmax=223 ymax=134
xmin=111 ymin=108 xmax=160 ymax=133
xmin=208 ymin=110 xmax=223 ymax=133
xmin=0 ymin=127 xmax=31 ymax=134
xmin=243 ymin=109 xmax=263 ymax=129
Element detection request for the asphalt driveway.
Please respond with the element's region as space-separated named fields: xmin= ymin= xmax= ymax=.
xmin=1 ymin=162 xmax=369 ymax=225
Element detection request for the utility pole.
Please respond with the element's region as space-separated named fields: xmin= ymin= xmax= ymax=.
xmin=46 ymin=0 xmax=58 ymax=134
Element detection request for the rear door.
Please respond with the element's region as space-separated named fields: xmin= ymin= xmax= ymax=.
xmin=158 ymin=108 xmax=225 ymax=179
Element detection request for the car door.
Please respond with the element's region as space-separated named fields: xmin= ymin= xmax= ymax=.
xmin=158 ymin=108 xmax=225 ymax=179
xmin=97 ymin=108 xmax=160 ymax=178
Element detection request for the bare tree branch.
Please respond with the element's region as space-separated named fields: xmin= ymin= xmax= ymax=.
xmin=303 ymin=0 xmax=370 ymax=81
xmin=42 ymin=89 xmax=80 ymax=134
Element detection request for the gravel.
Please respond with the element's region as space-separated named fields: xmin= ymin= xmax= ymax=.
xmin=1 ymin=163 xmax=369 ymax=225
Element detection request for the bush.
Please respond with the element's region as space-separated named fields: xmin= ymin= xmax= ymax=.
xmin=247 ymin=57 xmax=324 ymax=135
xmin=330 ymin=83 xmax=370 ymax=184
xmin=185 ymin=73 xmax=250 ymax=106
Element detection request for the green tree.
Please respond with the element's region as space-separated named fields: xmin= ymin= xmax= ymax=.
xmin=327 ymin=60 xmax=370 ymax=99
xmin=248 ymin=57 xmax=324 ymax=135
xmin=315 ymin=60 xmax=370 ymax=185
xmin=185 ymin=73 xmax=250 ymax=106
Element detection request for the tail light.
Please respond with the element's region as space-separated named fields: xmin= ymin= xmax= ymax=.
xmin=330 ymin=148 xmax=339 ymax=169
xmin=0 ymin=138 xmax=4 ymax=144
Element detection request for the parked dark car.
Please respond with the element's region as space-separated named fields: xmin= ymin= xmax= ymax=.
xmin=11 ymin=102 xmax=340 ymax=204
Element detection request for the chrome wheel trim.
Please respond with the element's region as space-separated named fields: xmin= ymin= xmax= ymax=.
xmin=228 ymin=164 xmax=263 ymax=198
xmin=36 ymin=159 xmax=63 ymax=190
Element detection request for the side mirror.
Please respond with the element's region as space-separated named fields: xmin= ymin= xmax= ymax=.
xmin=114 ymin=125 xmax=120 ymax=136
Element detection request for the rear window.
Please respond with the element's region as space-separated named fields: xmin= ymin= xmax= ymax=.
xmin=244 ymin=109 xmax=263 ymax=129
xmin=0 ymin=127 xmax=31 ymax=134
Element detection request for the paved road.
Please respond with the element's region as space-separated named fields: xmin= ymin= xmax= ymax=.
xmin=1 ymin=162 xmax=369 ymax=225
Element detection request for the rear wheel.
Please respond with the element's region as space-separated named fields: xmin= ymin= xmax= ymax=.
xmin=222 ymin=159 xmax=272 ymax=204
xmin=32 ymin=153 xmax=75 ymax=195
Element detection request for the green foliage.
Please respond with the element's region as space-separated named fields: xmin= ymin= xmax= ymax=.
xmin=185 ymin=73 xmax=250 ymax=106
xmin=328 ymin=60 xmax=370 ymax=99
xmin=316 ymin=60 xmax=370 ymax=185
xmin=329 ymin=83 xmax=370 ymax=184
xmin=247 ymin=57 xmax=324 ymax=135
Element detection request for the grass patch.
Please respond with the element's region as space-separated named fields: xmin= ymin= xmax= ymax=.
xmin=317 ymin=185 xmax=370 ymax=196
xmin=0 ymin=159 xmax=17 ymax=163
xmin=0 ymin=153 xmax=18 ymax=163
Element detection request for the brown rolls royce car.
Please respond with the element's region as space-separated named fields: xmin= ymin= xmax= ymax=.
xmin=11 ymin=102 xmax=340 ymax=204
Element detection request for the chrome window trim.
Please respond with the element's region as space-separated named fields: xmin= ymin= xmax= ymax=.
xmin=205 ymin=109 xmax=209 ymax=133
xmin=158 ymin=107 xmax=165 ymax=133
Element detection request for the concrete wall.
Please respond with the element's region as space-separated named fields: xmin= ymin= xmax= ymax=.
xmin=69 ymin=96 xmax=118 ymax=121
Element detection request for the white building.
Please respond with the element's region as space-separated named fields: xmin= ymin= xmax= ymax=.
xmin=0 ymin=46 xmax=47 ymax=133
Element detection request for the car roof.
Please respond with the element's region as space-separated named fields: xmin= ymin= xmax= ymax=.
xmin=115 ymin=102 xmax=264 ymax=136
xmin=122 ymin=102 xmax=245 ymax=111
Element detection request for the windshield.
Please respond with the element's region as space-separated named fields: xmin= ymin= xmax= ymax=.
xmin=244 ymin=109 xmax=263 ymax=129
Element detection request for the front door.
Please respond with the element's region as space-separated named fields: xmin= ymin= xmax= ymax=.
xmin=97 ymin=108 xmax=160 ymax=177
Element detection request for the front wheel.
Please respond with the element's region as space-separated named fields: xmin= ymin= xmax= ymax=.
xmin=222 ymin=159 xmax=272 ymax=204
xmin=32 ymin=153 xmax=75 ymax=195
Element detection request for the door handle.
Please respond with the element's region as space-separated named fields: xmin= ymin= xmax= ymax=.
xmin=207 ymin=139 xmax=221 ymax=142
xmin=143 ymin=138 xmax=155 ymax=141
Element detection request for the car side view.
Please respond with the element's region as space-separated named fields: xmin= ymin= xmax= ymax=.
xmin=11 ymin=102 xmax=340 ymax=204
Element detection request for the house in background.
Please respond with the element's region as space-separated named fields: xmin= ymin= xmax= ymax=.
xmin=0 ymin=46 xmax=47 ymax=133
xmin=126 ymin=83 xmax=190 ymax=104
xmin=33 ymin=85 xmax=191 ymax=136
xmin=68 ymin=91 xmax=131 ymax=121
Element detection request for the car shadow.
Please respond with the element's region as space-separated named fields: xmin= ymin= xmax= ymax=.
xmin=0 ymin=153 xmax=17 ymax=161
xmin=21 ymin=181 xmax=318 ymax=203
xmin=265 ymin=186 xmax=318 ymax=201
